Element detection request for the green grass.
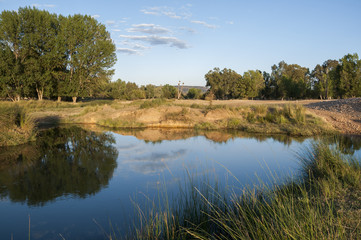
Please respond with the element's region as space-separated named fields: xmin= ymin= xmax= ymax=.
xmin=0 ymin=105 xmax=36 ymax=146
xmin=113 ymin=140 xmax=361 ymax=239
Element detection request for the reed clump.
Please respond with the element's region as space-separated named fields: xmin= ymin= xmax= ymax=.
xmin=0 ymin=105 xmax=36 ymax=146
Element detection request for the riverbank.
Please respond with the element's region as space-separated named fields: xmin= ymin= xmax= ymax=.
xmin=25 ymin=99 xmax=335 ymax=135
xmin=0 ymin=98 xmax=349 ymax=146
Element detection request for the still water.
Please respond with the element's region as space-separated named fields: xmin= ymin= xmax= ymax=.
xmin=0 ymin=126 xmax=360 ymax=239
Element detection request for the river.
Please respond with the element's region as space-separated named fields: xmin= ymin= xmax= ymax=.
xmin=0 ymin=126 xmax=360 ymax=239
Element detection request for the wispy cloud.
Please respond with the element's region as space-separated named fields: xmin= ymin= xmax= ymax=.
xmin=141 ymin=6 xmax=182 ymax=19
xmin=127 ymin=24 xmax=170 ymax=34
xmin=91 ymin=14 xmax=100 ymax=19
xmin=123 ymin=150 xmax=187 ymax=174
xmin=111 ymin=29 xmax=122 ymax=32
xmin=119 ymin=34 xmax=189 ymax=49
xmin=117 ymin=48 xmax=140 ymax=55
xmin=179 ymin=27 xmax=196 ymax=34
xmin=191 ymin=20 xmax=217 ymax=29
xmin=106 ymin=20 xmax=116 ymax=25
xmin=226 ymin=21 xmax=234 ymax=25
xmin=31 ymin=3 xmax=56 ymax=8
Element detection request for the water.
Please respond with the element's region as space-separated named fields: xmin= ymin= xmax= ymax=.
xmin=0 ymin=126 xmax=360 ymax=239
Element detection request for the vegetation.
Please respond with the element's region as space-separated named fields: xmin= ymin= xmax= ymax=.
xmin=206 ymin=54 xmax=361 ymax=100
xmin=0 ymin=105 xmax=35 ymax=146
xmin=0 ymin=7 xmax=116 ymax=103
xmin=117 ymin=141 xmax=361 ymax=239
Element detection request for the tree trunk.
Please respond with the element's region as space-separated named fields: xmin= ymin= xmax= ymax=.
xmin=57 ymin=96 xmax=61 ymax=102
xmin=37 ymin=88 xmax=43 ymax=101
xmin=72 ymin=96 xmax=77 ymax=103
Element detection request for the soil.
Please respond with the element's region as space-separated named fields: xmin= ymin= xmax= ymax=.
xmin=305 ymin=98 xmax=361 ymax=135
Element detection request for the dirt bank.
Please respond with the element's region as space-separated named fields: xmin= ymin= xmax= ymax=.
xmin=305 ymin=98 xmax=361 ymax=135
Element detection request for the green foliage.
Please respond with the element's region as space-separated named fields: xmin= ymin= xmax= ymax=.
xmin=0 ymin=7 xmax=116 ymax=102
xmin=186 ymin=88 xmax=202 ymax=99
xmin=161 ymin=84 xmax=177 ymax=99
xmin=238 ymin=70 xmax=264 ymax=99
xmin=205 ymin=68 xmax=241 ymax=99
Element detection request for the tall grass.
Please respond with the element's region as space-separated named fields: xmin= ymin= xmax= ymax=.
xmin=0 ymin=105 xmax=36 ymax=146
xmin=115 ymin=141 xmax=361 ymax=239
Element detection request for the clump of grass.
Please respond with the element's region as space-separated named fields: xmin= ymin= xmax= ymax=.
xmin=164 ymin=108 xmax=191 ymax=122
xmin=0 ymin=105 xmax=36 ymax=146
xmin=190 ymin=103 xmax=202 ymax=109
xmin=139 ymin=99 xmax=167 ymax=109
xmin=117 ymin=141 xmax=361 ymax=239
xmin=97 ymin=118 xmax=144 ymax=128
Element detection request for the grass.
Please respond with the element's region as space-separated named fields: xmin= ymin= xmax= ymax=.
xmin=0 ymin=105 xmax=36 ymax=146
xmin=140 ymin=98 xmax=167 ymax=109
xmin=97 ymin=118 xmax=145 ymax=128
xmin=112 ymin=140 xmax=361 ymax=239
xmin=0 ymin=100 xmax=335 ymax=137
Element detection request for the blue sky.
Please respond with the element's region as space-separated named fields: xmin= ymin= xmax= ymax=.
xmin=1 ymin=0 xmax=361 ymax=86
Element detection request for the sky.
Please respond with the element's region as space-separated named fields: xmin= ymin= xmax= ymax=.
xmin=1 ymin=0 xmax=361 ymax=86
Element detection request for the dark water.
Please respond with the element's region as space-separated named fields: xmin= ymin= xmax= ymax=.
xmin=0 ymin=126 xmax=360 ymax=239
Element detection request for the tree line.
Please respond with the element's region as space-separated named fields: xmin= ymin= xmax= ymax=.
xmin=206 ymin=53 xmax=361 ymax=100
xmin=0 ymin=7 xmax=116 ymax=103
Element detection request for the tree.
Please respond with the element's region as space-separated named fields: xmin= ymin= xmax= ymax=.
xmin=107 ymin=79 xmax=127 ymax=99
xmin=186 ymin=88 xmax=202 ymax=99
xmin=238 ymin=70 xmax=264 ymax=99
xmin=271 ymin=61 xmax=311 ymax=99
xmin=339 ymin=53 xmax=361 ymax=97
xmin=161 ymin=84 xmax=177 ymax=99
xmin=21 ymin=7 xmax=60 ymax=100
xmin=0 ymin=9 xmax=25 ymax=101
xmin=311 ymin=60 xmax=339 ymax=99
xmin=61 ymin=14 xmax=116 ymax=103
xmin=144 ymin=84 xmax=156 ymax=99
xmin=205 ymin=68 xmax=241 ymax=99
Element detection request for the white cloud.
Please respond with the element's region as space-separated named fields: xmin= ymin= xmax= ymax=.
xmin=91 ymin=14 xmax=100 ymax=19
xmin=226 ymin=21 xmax=234 ymax=25
xmin=179 ymin=27 xmax=196 ymax=34
xmin=32 ymin=3 xmax=56 ymax=8
xmin=117 ymin=48 xmax=140 ymax=55
xmin=119 ymin=34 xmax=189 ymax=49
xmin=127 ymin=24 xmax=170 ymax=34
xmin=112 ymin=29 xmax=122 ymax=32
xmin=191 ymin=20 xmax=217 ymax=29
xmin=141 ymin=6 xmax=182 ymax=19
xmin=106 ymin=20 xmax=116 ymax=25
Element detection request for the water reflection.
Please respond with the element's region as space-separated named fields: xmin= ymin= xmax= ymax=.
xmin=86 ymin=126 xmax=307 ymax=146
xmin=0 ymin=126 xmax=118 ymax=206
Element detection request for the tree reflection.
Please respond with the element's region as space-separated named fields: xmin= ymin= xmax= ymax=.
xmin=0 ymin=126 xmax=118 ymax=206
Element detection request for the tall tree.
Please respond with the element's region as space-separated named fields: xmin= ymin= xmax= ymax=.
xmin=272 ymin=61 xmax=311 ymax=99
xmin=61 ymin=14 xmax=116 ymax=103
xmin=205 ymin=68 xmax=241 ymax=99
xmin=0 ymin=9 xmax=25 ymax=101
xmin=21 ymin=7 xmax=60 ymax=100
xmin=238 ymin=70 xmax=264 ymax=99
xmin=339 ymin=53 xmax=361 ymax=98
xmin=311 ymin=60 xmax=339 ymax=99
